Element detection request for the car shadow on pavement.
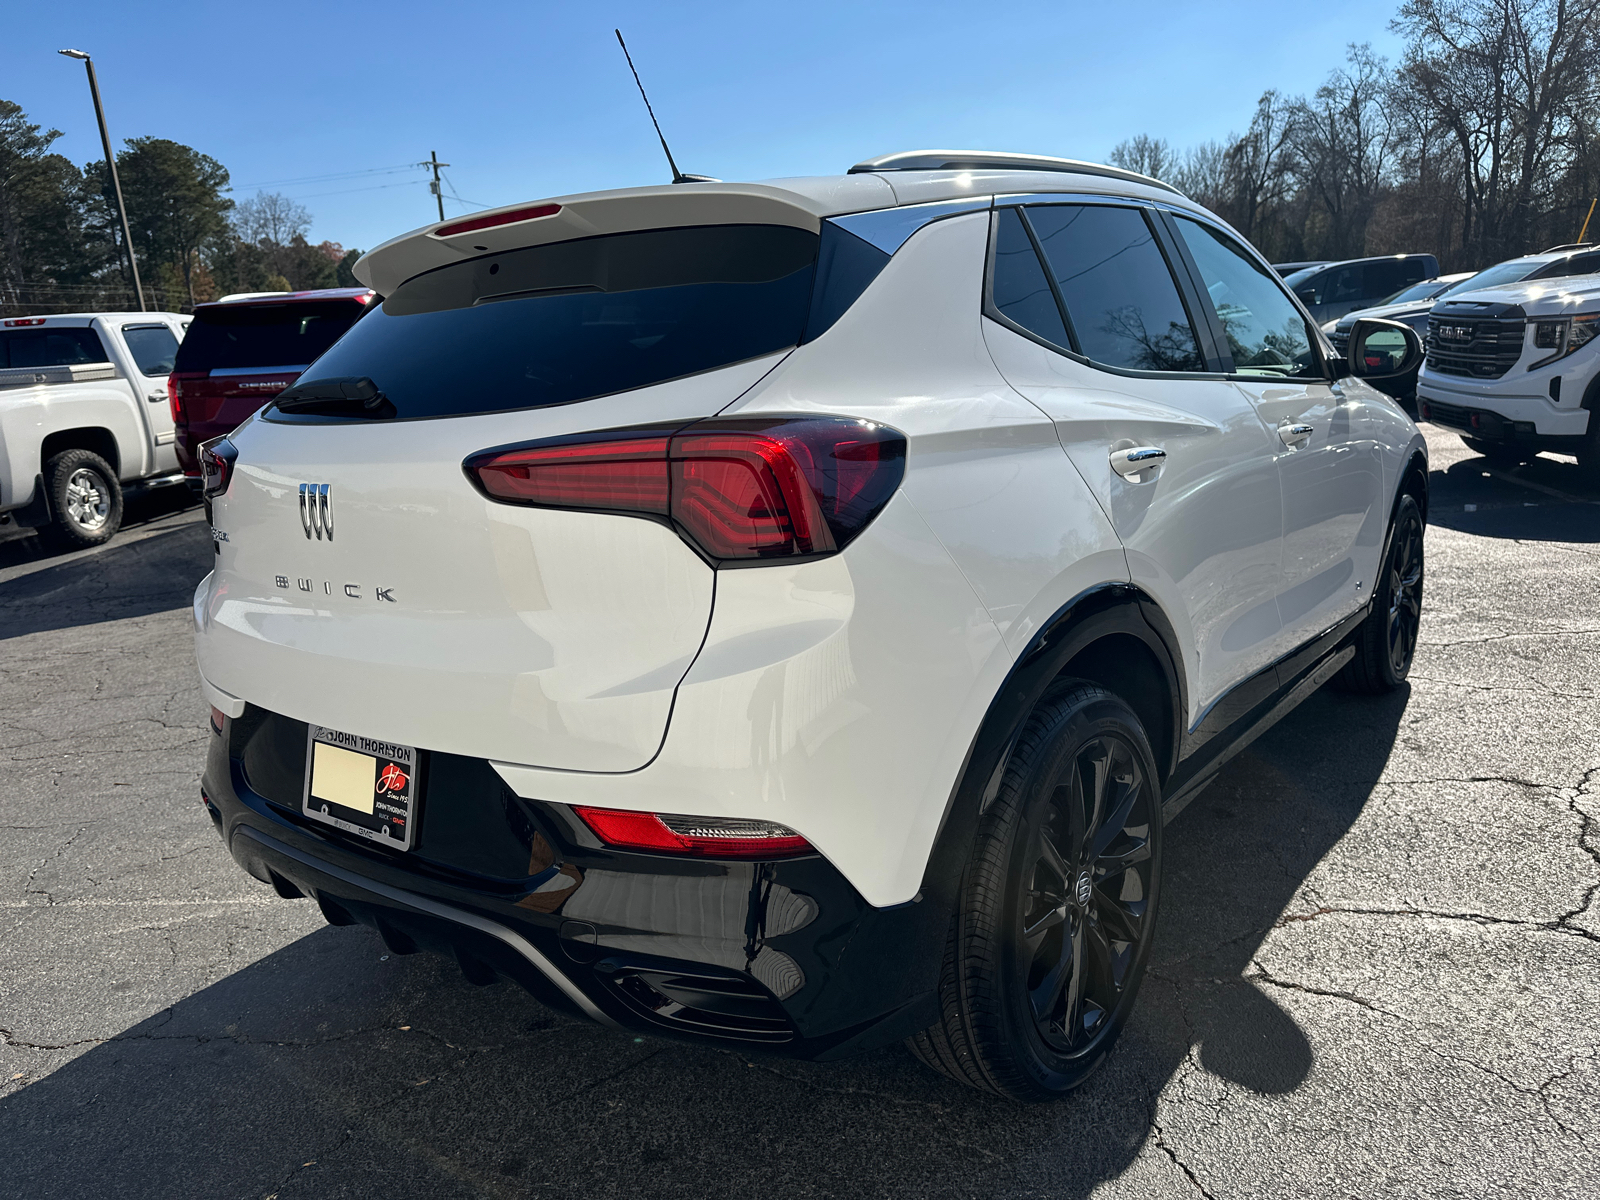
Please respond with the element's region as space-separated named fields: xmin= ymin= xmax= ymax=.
xmin=0 ymin=519 xmax=212 ymax=641
xmin=0 ymin=684 xmax=1407 ymax=1199
xmin=1426 ymin=455 xmax=1600 ymax=542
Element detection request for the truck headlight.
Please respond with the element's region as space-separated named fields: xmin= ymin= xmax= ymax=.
xmin=1530 ymin=314 xmax=1600 ymax=367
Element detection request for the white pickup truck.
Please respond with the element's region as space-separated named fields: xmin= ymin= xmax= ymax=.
xmin=0 ymin=311 xmax=192 ymax=548
xmin=1417 ymin=277 xmax=1600 ymax=475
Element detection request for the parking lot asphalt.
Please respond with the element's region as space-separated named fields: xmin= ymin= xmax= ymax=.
xmin=1 ymin=424 xmax=1597 ymax=1200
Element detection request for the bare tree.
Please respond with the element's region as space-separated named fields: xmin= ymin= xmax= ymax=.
xmin=1172 ymin=141 xmax=1230 ymax=209
xmin=1392 ymin=0 xmax=1600 ymax=261
xmin=1109 ymin=134 xmax=1176 ymax=181
xmin=1287 ymin=45 xmax=1397 ymax=258
xmin=232 ymin=191 xmax=312 ymax=279
xmin=1222 ymin=91 xmax=1298 ymax=244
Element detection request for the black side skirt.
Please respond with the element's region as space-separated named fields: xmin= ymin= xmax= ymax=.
xmin=1160 ymin=602 xmax=1370 ymax=823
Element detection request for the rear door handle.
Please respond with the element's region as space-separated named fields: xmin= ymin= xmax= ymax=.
xmin=1109 ymin=445 xmax=1166 ymax=482
xmin=1279 ymin=421 xmax=1314 ymax=449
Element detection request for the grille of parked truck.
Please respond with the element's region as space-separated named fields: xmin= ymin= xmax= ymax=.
xmin=1418 ymin=270 xmax=1600 ymax=473
xmin=0 ymin=311 xmax=191 ymax=547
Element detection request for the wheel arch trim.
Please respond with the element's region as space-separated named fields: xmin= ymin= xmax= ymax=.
xmin=916 ymin=582 xmax=1186 ymax=912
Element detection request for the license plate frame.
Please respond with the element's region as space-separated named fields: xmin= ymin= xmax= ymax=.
xmin=302 ymin=725 xmax=420 ymax=851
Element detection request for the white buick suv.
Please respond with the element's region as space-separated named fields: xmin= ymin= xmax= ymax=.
xmin=193 ymin=150 xmax=1428 ymax=1101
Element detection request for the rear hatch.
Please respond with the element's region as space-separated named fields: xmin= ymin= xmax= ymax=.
xmin=197 ymin=222 xmax=820 ymax=772
xmin=171 ymin=295 xmax=373 ymax=472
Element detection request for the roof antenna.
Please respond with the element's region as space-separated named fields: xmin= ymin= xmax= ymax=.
xmin=615 ymin=29 xmax=717 ymax=184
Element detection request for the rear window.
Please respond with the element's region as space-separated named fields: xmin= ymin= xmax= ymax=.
xmin=0 ymin=327 xmax=109 ymax=369
xmin=174 ymin=301 xmax=366 ymax=374
xmin=280 ymin=224 xmax=819 ymax=421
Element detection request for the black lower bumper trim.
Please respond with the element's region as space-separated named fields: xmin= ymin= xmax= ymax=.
xmin=233 ymin=825 xmax=616 ymax=1026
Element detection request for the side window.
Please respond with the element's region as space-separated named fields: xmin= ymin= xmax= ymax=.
xmin=1364 ymin=260 xmax=1407 ymax=300
xmin=122 ymin=325 xmax=181 ymax=377
xmin=1026 ymin=204 xmax=1203 ymax=372
xmin=1325 ymin=264 xmax=1366 ymax=303
xmin=989 ymin=207 xmax=1070 ymax=347
xmin=1174 ymin=216 xmax=1319 ymax=378
xmin=1553 ymin=253 xmax=1600 ymax=277
xmin=0 ymin=328 xmax=110 ymax=370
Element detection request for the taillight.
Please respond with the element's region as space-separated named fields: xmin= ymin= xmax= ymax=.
xmin=168 ymin=373 xmax=184 ymax=423
xmin=573 ymin=806 xmax=813 ymax=859
xmin=465 ymin=417 xmax=906 ymax=563
xmin=198 ymin=437 xmax=238 ymax=499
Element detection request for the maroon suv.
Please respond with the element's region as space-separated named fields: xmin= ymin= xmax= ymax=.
xmin=170 ymin=287 xmax=376 ymax=479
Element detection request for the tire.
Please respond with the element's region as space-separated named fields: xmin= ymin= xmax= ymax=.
xmin=40 ymin=449 xmax=123 ymax=550
xmin=1462 ymin=436 xmax=1523 ymax=466
xmin=1334 ymin=493 xmax=1424 ymax=695
xmin=1576 ymin=413 xmax=1600 ymax=483
xmin=908 ymin=683 xmax=1163 ymax=1101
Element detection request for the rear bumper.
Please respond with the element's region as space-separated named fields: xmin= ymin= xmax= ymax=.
xmin=200 ymin=707 xmax=944 ymax=1059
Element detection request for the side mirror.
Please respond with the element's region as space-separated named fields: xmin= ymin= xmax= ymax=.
xmin=1296 ymin=287 xmax=1318 ymax=305
xmin=1347 ymin=317 xmax=1423 ymax=380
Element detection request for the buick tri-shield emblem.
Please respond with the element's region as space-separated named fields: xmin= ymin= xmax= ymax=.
xmin=299 ymin=483 xmax=332 ymax=540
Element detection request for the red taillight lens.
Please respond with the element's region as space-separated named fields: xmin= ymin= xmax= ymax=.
xmin=573 ymin=806 xmax=814 ymax=859
xmin=465 ymin=417 xmax=905 ymax=563
xmin=168 ymin=373 xmax=184 ymax=423
xmin=198 ymin=437 xmax=238 ymax=499
xmin=209 ymin=706 xmax=225 ymax=735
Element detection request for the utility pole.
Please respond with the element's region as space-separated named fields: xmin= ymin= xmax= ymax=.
xmin=58 ymin=49 xmax=145 ymax=311
xmin=426 ymin=151 xmax=450 ymax=222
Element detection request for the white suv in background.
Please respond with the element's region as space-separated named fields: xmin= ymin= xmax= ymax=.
xmin=1419 ymin=272 xmax=1600 ymax=473
xmin=193 ymin=150 xmax=1428 ymax=1101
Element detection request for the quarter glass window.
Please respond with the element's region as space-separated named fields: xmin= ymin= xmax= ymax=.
xmin=1027 ymin=204 xmax=1203 ymax=372
xmin=990 ymin=207 xmax=1069 ymax=347
xmin=1176 ymin=217 xmax=1318 ymax=377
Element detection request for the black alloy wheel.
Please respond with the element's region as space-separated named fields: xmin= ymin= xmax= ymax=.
xmin=1384 ymin=510 xmax=1424 ymax=678
xmin=1336 ymin=492 xmax=1425 ymax=694
xmin=1019 ymin=731 xmax=1156 ymax=1058
xmin=908 ymin=683 xmax=1163 ymax=1101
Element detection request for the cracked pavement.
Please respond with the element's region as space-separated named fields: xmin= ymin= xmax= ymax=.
xmin=1 ymin=425 xmax=1597 ymax=1199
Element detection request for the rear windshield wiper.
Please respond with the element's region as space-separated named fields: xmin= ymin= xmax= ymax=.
xmin=273 ymin=376 xmax=395 ymax=418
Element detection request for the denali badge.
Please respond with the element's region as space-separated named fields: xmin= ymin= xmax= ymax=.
xmin=299 ymin=483 xmax=332 ymax=540
xmin=1437 ymin=324 xmax=1474 ymax=343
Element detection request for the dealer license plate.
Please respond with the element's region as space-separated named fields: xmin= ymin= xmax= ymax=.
xmin=302 ymin=725 xmax=420 ymax=850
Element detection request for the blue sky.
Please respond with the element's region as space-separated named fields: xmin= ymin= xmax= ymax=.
xmin=8 ymin=1 xmax=1406 ymax=254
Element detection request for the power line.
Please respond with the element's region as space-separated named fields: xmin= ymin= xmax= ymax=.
xmin=439 ymin=172 xmax=492 ymax=210
xmin=230 ymin=163 xmax=425 ymax=191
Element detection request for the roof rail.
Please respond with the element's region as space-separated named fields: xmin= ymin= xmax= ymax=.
xmin=848 ymin=150 xmax=1182 ymax=196
xmin=1540 ymin=242 xmax=1595 ymax=254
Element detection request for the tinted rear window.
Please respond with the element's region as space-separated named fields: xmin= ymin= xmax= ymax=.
xmin=174 ymin=301 xmax=366 ymax=373
xmin=280 ymin=224 xmax=819 ymax=421
xmin=0 ymin=327 xmax=109 ymax=369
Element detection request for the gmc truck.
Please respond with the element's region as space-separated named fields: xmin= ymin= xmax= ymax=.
xmin=1418 ymin=275 xmax=1600 ymax=475
xmin=0 ymin=311 xmax=191 ymax=548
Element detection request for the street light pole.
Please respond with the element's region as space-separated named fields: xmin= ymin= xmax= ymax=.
xmin=58 ymin=49 xmax=145 ymax=312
